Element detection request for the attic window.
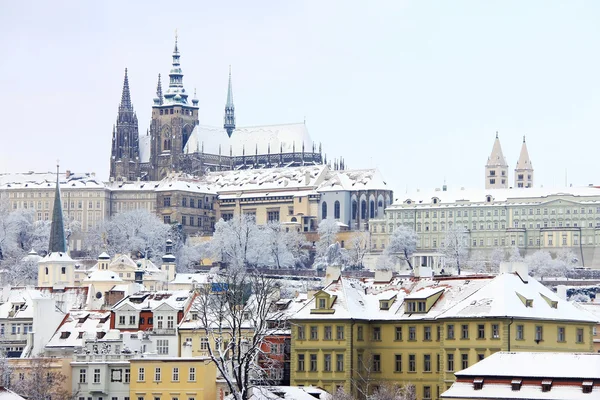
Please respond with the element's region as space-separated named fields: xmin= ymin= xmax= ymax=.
xmin=380 ymin=301 xmax=389 ymax=310
xmin=540 ymin=293 xmax=558 ymax=309
xmin=516 ymin=292 xmax=533 ymax=307
xmin=432 ymin=197 xmax=439 ymax=205
xmin=486 ymin=195 xmax=492 ymax=203
xmin=511 ymin=379 xmax=522 ymax=391
xmin=542 ymin=380 xmax=553 ymax=392
xmin=526 ymin=299 xmax=533 ymax=307
xmin=60 ymin=332 xmax=71 ymax=339
xmin=78 ymin=332 xmax=84 ymax=339
xmin=582 ymin=381 xmax=593 ymax=393
xmin=318 ymin=298 xmax=326 ymax=309
xmin=473 ymin=378 xmax=484 ymax=390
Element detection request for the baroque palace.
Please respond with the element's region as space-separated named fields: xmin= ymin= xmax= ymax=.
xmin=110 ymin=35 xmax=324 ymax=182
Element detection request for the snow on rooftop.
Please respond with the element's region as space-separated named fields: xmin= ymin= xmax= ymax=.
xmin=442 ymin=380 xmax=597 ymax=399
xmin=184 ymin=123 xmax=314 ymax=157
xmin=456 ymin=351 xmax=600 ymax=379
xmin=390 ymin=185 xmax=600 ymax=207
xmin=318 ymin=168 xmax=388 ymax=192
xmin=45 ymin=311 xmax=111 ymax=349
xmin=114 ymin=290 xmax=193 ymax=311
xmin=0 ymin=171 xmax=103 ymax=189
xmin=225 ymin=386 xmax=330 ymax=400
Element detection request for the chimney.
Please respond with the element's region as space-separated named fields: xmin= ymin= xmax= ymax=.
xmin=65 ymin=170 xmax=72 ymax=179
xmin=324 ymin=266 xmax=341 ymax=285
xmin=499 ymin=262 xmax=512 ymax=274
xmin=414 ymin=266 xmax=433 ymax=278
xmin=556 ymin=285 xmax=567 ymax=301
xmin=374 ymin=269 xmax=393 ymax=283
xmin=513 ymin=262 xmax=529 ymax=283
xmin=304 ymin=171 xmax=311 ymax=185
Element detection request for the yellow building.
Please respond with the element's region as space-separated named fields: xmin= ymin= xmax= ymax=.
xmin=129 ymin=357 xmax=216 ymax=400
xmin=290 ymin=264 xmax=595 ymax=400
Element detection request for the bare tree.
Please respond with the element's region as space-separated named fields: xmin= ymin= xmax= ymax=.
xmin=10 ymin=357 xmax=74 ymax=400
xmin=192 ymin=269 xmax=285 ymax=400
xmin=439 ymin=225 xmax=468 ymax=275
xmin=384 ymin=226 xmax=418 ymax=270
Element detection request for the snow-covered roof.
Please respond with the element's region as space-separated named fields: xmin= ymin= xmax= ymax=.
xmin=318 ymin=169 xmax=389 ymax=192
xmin=290 ymin=272 xmax=596 ymax=323
xmin=225 ymin=386 xmax=330 ymax=400
xmin=573 ymin=302 xmax=600 ymax=322
xmin=154 ymin=176 xmax=215 ymax=194
xmin=203 ymin=165 xmax=327 ymax=193
xmin=443 ymin=380 xmax=597 ymax=399
xmin=438 ymin=273 xmax=595 ymax=323
xmin=390 ymin=186 xmax=600 ymax=208
xmin=139 ymin=134 xmax=151 ymax=163
xmin=169 ymin=273 xmax=211 ymax=285
xmin=84 ymin=270 xmax=124 ymax=283
xmin=45 ymin=311 xmax=111 ymax=349
xmin=113 ymin=290 xmax=193 ymax=311
xmin=0 ymin=288 xmax=47 ymax=319
xmin=37 ymin=287 xmax=89 ymax=312
xmin=457 ymin=351 xmax=600 ymax=379
xmin=184 ymin=123 xmax=314 ymax=157
xmin=0 ymin=387 xmax=27 ymax=400
xmin=0 ymin=171 xmax=104 ymax=190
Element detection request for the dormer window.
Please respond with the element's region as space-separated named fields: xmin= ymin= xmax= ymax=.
xmin=319 ymin=298 xmax=326 ymax=309
xmin=60 ymin=332 xmax=70 ymax=339
xmin=486 ymin=195 xmax=492 ymax=203
xmin=432 ymin=197 xmax=439 ymax=205
xmin=582 ymin=381 xmax=593 ymax=393
xmin=380 ymin=301 xmax=389 ymax=310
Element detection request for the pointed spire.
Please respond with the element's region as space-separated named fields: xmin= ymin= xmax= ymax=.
xmin=48 ymin=163 xmax=67 ymax=254
xmin=119 ymin=68 xmax=133 ymax=111
xmin=163 ymin=32 xmax=188 ymax=105
xmin=487 ymin=132 xmax=507 ymax=166
xmin=154 ymin=73 xmax=164 ymax=105
xmin=516 ymin=135 xmax=532 ymax=169
xmin=224 ymin=66 xmax=236 ymax=137
xmin=192 ymin=87 xmax=199 ymax=106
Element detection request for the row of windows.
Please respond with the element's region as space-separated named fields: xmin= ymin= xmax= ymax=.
xmin=79 ymin=368 xmax=130 ymax=384
xmin=298 ymin=324 xmax=587 ymax=344
xmin=137 ymin=366 xmax=196 ymax=382
xmin=393 ymin=206 xmax=600 ymax=221
xmin=0 ymin=323 xmax=32 ymax=336
xmin=163 ymin=196 xmax=212 ymax=208
xmin=7 ymin=191 xmax=104 ymax=199
xmin=297 ymin=353 xmax=344 ymax=372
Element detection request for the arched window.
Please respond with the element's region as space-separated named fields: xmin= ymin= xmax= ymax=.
xmin=334 ymin=201 xmax=341 ymax=219
xmin=291 ymin=217 xmax=297 ymax=222
xmin=352 ymin=200 xmax=358 ymax=220
xmin=361 ymin=200 xmax=367 ymax=219
xmin=322 ymin=202 xmax=328 ymax=219
xmin=370 ymin=200 xmax=375 ymax=218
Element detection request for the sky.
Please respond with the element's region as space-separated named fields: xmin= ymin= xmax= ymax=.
xmin=1 ymin=1 xmax=600 ymax=195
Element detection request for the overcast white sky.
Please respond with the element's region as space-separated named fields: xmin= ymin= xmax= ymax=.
xmin=1 ymin=1 xmax=599 ymax=194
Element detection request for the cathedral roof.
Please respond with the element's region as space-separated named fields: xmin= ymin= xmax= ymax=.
xmin=183 ymin=123 xmax=314 ymax=157
xmin=487 ymin=134 xmax=508 ymax=167
xmin=515 ymin=136 xmax=533 ymax=170
xmin=318 ymin=168 xmax=389 ymax=192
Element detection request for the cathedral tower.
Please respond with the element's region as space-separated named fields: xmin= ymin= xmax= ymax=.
xmin=223 ymin=66 xmax=236 ymax=137
xmin=515 ymin=136 xmax=534 ymax=188
xmin=149 ymin=34 xmax=199 ymax=180
xmin=110 ymin=68 xmax=140 ymax=181
xmin=485 ymin=132 xmax=508 ymax=189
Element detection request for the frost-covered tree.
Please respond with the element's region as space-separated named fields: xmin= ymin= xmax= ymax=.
xmin=262 ymin=222 xmax=308 ymax=268
xmin=314 ymin=242 xmax=349 ymax=270
xmin=489 ymin=247 xmax=506 ymax=273
xmin=467 ymin=250 xmax=487 ymax=274
xmin=316 ymin=217 xmax=340 ymax=258
xmin=384 ymin=225 xmax=418 ymax=270
xmin=570 ymin=293 xmax=591 ymax=303
xmin=176 ymin=240 xmax=210 ymax=272
xmin=439 ymin=225 xmax=468 ymax=275
xmin=348 ymin=232 xmax=369 ymax=269
xmin=191 ymin=269 xmax=284 ymax=400
xmin=525 ymin=249 xmax=575 ymax=279
xmin=211 ymin=214 xmax=263 ymax=269
xmin=508 ymin=246 xmax=523 ymax=262
xmin=83 ymin=209 xmax=171 ymax=265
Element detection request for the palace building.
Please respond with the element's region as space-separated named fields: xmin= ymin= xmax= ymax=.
xmin=109 ymin=36 xmax=325 ymax=182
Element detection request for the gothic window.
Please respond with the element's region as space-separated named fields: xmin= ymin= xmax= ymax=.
xmin=361 ymin=200 xmax=367 ymax=219
xmin=370 ymin=200 xmax=375 ymax=219
xmin=352 ymin=200 xmax=358 ymax=220
xmin=334 ymin=201 xmax=341 ymax=219
xmin=322 ymin=202 xmax=328 ymax=219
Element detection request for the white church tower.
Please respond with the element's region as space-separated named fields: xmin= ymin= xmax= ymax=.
xmin=161 ymin=239 xmax=176 ymax=282
xmin=38 ymin=165 xmax=76 ymax=288
xmin=514 ymin=136 xmax=534 ymax=188
xmin=485 ymin=133 xmax=509 ymax=189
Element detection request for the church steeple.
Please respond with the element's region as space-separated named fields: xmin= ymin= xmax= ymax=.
xmin=48 ymin=164 xmax=67 ymax=254
xmin=110 ymin=68 xmax=140 ymax=181
xmin=163 ymin=32 xmax=188 ymax=105
xmin=515 ymin=135 xmax=534 ymax=188
xmin=485 ymin=132 xmax=508 ymax=189
xmin=224 ymin=66 xmax=236 ymax=137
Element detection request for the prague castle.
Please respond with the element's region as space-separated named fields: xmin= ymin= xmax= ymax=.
xmin=110 ymin=36 xmax=324 ymax=182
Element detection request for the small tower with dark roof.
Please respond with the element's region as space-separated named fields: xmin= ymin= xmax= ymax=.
xmin=161 ymin=239 xmax=176 ymax=282
xmin=223 ymin=66 xmax=236 ymax=137
xmin=38 ymin=165 xmax=76 ymax=288
xmin=109 ymin=68 xmax=140 ymax=181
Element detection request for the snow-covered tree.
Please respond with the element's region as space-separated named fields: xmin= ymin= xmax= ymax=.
xmin=83 ymin=209 xmax=171 ymax=265
xmin=316 ymin=217 xmax=340 ymax=258
xmin=525 ymin=249 xmax=575 ymax=279
xmin=508 ymin=246 xmax=523 ymax=262
xmin=570 ymin=293 xmax=591 ymax=303
xmin=384 ymin=225 xmax=418 ymax=270
xmin=467 ymin=250 xmax=487 ymax=274
xmin=370 ymin=383 xmax=416 ymax=400
xmin=489 ymin=247 xmax=506 ymax=273
xmin=347 ymin=232 xmax=369 ymax=269
xmin=439 ymin=225 xmax=468 ymax=275
xmin=262 ymin=222 xmax=308 ymax=268
xmin=191 ymin=269 xmax=284 ymax=400
xmin=176 ymin=240 xmax=210 ymax=272
xmin=211 ymin=214 xmax=264 ymax=269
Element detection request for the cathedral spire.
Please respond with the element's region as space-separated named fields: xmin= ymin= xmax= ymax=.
xmin=163 ymin=32 xmax=188 ymax=105
xmin=515 ymin=135 xmax=534 ymax=188
xmin=119 ymin=68 xmax=133 ymax=111
xmin=48 ymin=164 xmax=67 ymax=254
xmin=224 ymin=66 xmax=236 ymax=137
xmin=154 ymin=73 xmax=163 ymax=105
xmin=485 ymin=132 xmax=508 ymax=189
